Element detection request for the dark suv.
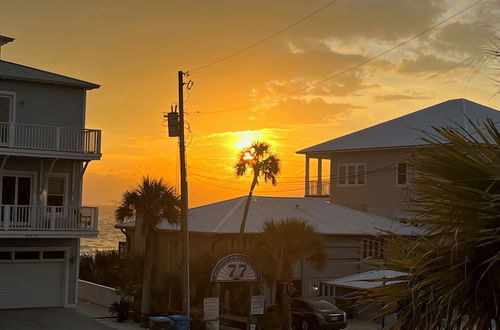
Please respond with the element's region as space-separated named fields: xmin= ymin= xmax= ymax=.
xmin=291 ymin=297 xmax=347 ymax=330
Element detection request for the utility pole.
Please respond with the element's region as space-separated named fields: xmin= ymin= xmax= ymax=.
xmin=178 ymin=70 xmax=190 ymax=316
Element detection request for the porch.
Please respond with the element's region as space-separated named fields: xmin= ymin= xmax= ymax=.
xmin=0 ymin=205 xmax=98 ymax=237
xmin=304 ymin=155 xmax=331 ymax=197
xmin=0 ymin=122 xmax=101 ymax=158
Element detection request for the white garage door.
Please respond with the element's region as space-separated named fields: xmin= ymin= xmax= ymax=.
xmin=0 ymin=250 xmax=66 ymax=309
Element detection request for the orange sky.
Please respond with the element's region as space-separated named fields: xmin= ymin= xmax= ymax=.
xmin=1 ymin=0 xmax=499 ymax=208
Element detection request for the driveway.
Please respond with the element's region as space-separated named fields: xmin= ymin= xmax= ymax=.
xmin=0 ymin=307 xmax=113 ymax=330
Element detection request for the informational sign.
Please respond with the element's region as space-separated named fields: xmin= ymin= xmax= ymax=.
xmin=203 ymin=297 xmax=220 ymax=321
xmin=210 ymin=254 xmax=262 ymax=283
xmin=250 ymin=295 xmax=265 ymax=315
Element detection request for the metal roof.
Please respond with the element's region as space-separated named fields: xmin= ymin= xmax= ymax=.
xmin=297 ymin=99 xmax=500 ymax=154
xmin=0 ymin=60 xmax=99 ymax=90
xmin=116 ymin=196 xmax=418 ymax=236
xmin=322 ymin=270 xmax=407 ymax=289
xmin=0 ymin=35 xmax=14 ymax=47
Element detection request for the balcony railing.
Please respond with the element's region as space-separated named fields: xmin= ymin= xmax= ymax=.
xmin=306 ymin=180 xmax=330 ymax=197
xmin=0 ymin=122 xmax=101 ymax=154
xmin=0 ymin=205 xmax=98 ymax=232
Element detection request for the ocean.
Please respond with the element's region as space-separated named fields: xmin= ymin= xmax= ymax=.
xmin=81 ymin=205 xmax=124 ymax=251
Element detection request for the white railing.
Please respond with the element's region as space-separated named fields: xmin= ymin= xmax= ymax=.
xmin=0 ymin=122 xmax=101 ymax=154
xmin=0 ymin=205 xmax=98 ymax=232
xmin=306 ymin=180 xmax=330 ymax=196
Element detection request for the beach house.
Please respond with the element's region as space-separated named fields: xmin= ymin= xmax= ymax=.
xmin=0 ymin=35 xmax=101 ymax=309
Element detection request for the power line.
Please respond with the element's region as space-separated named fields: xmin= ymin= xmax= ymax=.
xmin=195 ymin=0 xmax=484 ymax=114
xmin=190 ymin=0 xmax=341 ymax=72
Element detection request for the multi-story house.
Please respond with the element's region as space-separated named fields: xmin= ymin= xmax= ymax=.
xmin=297 ymin=98 xmax=500 ymax=219
xmin=0 ymin=35 xmax=101 ymax=309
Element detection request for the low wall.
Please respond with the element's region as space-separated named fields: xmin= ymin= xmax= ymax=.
xmin=78 ymin=279 xmax=120 ymax=308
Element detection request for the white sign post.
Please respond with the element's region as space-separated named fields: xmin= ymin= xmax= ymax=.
xmin=250 ymin=295 xmax=265 ymax=315
xmin=204 ymin=297 xmax=220 ymax=320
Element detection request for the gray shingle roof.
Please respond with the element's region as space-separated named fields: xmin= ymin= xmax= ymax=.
xmin=0 ymin=60 xmax=99 ymax=89
xmin=116 ymin=196 xmax=417 ymax=236
xmin=297 ymin=99 xmax=500 ymax=154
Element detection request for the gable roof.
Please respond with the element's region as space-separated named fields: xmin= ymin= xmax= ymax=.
xmin=116 ymin=196 xmax=417 ymax=236
xmin=0 ymin=60 xmax=99 ymax=90
xmin=297 ymin=99 xmax=500 ymax=154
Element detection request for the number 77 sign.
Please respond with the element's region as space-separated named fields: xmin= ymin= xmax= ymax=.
xmin=210 ymin=254 xmax=262 ymax=282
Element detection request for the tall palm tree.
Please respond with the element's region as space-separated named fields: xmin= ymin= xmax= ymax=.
xmin=235 ymin=141 xmax=280 ymax=243
xmin=360 ymin=119 xmax=500 ymax=329
xmin=115 ymin=177 xmax=180 ymax=327
xmin=254 ymin=218 xmax=326 ymax=330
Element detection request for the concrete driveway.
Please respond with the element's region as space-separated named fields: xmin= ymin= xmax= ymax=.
xmin=0 ymin=307 xmax=113 ymax=330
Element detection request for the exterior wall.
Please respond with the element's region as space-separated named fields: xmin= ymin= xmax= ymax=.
xmin=327 ymin=148 xmax=416 ymax=219
xmin=78 ymin=279 xmax=121 ymax=308
xmin=0 ymin=237 xmax=79 ymax=305
xmin=0 ymin=80 xmax=85 ymax=128
xmin=0 ymin=156 xmax=83 ymax=207
xmin=124 ymin=229 xmax=376 ymax=301
xmin=299 ymin=236 xmax=376 ymax=297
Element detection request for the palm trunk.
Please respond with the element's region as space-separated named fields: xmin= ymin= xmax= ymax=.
xmin=281 ymin=263 xmax=292 ymax=330
xmin=140 ymin=230 xmax=154 ymax=328
xmin=238 ymin=174 xmax=258 ymax=246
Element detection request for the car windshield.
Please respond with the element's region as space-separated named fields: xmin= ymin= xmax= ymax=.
xmin=308 ymin=300 xmax=337 ymax=311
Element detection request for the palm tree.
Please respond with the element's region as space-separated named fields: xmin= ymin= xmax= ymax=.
xmin=254 ymin=218 xmax=326 ymax=330
xmin=360 ymin=119 xmax=500 ymax=329
xmin=235 ymin=141 xmax=280 ymax=243
xmin=115 ymin=177 xmax=180 ymax=327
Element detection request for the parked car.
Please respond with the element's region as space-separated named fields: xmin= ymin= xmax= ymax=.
xmin=291 ymin=297 xmax=347 ymax=330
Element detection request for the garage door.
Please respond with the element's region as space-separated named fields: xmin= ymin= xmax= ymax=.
xmin=0 ymin=250 xmax=66 ymax=309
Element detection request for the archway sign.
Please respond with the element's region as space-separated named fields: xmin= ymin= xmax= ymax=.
xmin=210 ymin=253 xmax=262 ymax=282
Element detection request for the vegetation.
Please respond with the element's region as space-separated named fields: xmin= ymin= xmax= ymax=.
xmin=79 ymin=250 xmax=121 ymax=287
xmin=254 ymin=218 xmax=326 ymax=330
xmin=115 ymin=177 xmax=180 ymax=325
xmin=361 ymin=119 xmax=500 ymax=329
xmin=234 ymin=141 xmax=280 ymax=243
xmin=108 ymin=296 xmax=132 ymax=322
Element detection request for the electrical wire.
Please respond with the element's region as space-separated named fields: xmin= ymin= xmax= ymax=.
xmin=195 ymin=0 xmax=484 ymax=114
xmin=190 ymin=0 xmax=342 ymax=72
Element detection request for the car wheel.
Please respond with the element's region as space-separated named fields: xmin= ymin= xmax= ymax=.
xmin=301 ymin=320 xmax=309 ymax=330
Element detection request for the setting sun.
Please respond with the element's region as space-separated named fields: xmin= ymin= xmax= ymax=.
xmin=233 ymin=130 xmax=264 ymax=150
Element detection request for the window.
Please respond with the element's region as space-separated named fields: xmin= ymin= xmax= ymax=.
xmin=397 ymin=162 xmax=408 ymax=185
xmin=361 ymin=239 xmax=384 ymax=259
xmin=0 ymin=95 xmax=11 ymax=122
xmin=14 ymin=251 xmax=40 ymax=260
xmin=42 ymin=251 xmax=65 ymax=259
xmin=338 ymin=164 xmax=366 ymax=185
xmin=47 ymin=176 xmax=65 ymax=206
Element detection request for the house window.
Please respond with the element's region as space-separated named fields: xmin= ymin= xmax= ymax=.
xmin=47 ymin=176 xmax=65 ymax=206
xmin=397 ymin=162 xmax=408 ymax=185
xmin=0 ymin=95 xmax=11 ymax=122
xmin=338 ymin=164 xmax=366 ymax=185
xmin=362 ymin=239 xmax=384 ymax=259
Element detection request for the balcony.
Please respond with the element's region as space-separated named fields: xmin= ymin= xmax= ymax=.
xmin=305 ymin=179 xmax=330 ymax=197
xmin=0 ymin=205 xmax=98 ymax=238
xmin=0 ymin=122 xmax=101 ymax=159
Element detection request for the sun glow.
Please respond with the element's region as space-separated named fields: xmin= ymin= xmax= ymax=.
xmin=233 ymin=130 xmax=264 ymax=150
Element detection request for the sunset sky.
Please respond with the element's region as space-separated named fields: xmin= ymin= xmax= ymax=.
xmin=1 ymin=0 xmax=500 ymax=208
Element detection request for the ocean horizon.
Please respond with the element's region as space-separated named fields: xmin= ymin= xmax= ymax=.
xmin=81 ymin=205 xmax=123 ymax=252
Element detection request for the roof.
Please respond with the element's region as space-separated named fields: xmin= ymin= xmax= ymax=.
xmin=322 ymin=270 xmax=407 ymax=289
xmin=0 ymin=35 xmax=14 ymax=46
xmin=297 ymin=99 xmax=500 ymax=154
xmin=0 ymin=60 xmax=99 ymax=90
xmin=116 ymin=195 xmax=418 ymax=236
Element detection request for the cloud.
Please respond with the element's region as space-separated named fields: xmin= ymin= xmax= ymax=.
xmin=374 ymin=94 xmax=429 ymax=102
xmin=397 ymin=54 xmax=461 ymax=75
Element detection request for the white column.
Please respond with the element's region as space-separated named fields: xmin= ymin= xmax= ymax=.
xmin=305 ymin=155 xmax=310 ymax=196
xmin=317 ymin=158 xmax=322 ymax=196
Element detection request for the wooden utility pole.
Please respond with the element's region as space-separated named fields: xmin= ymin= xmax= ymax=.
xmin=178 ymin=70 xmax=190 ymax=316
